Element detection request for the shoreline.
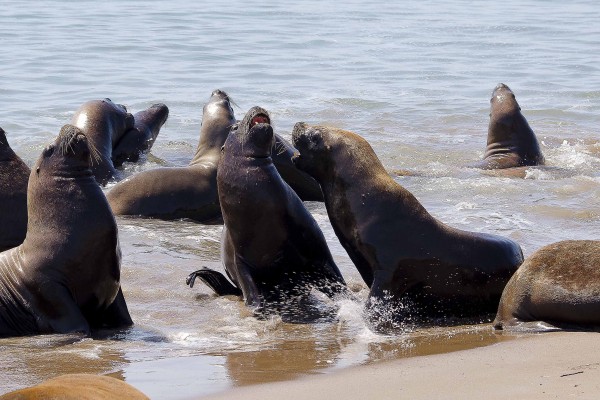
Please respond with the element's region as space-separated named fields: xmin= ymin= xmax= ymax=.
xmin=199 ymin=331 xmax=600 ymax=400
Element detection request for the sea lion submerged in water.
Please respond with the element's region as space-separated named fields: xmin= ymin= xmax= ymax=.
xmin=0 ymin=125 xmax=132 ymax=338
xmin=107 ymin=90 xmax=322 ymax=223
xmin=186 ymin=107 xmax=346 ymax=320
xmin=71 ymin=98 xmax=168 ymax=185
xmin=471 ymin=83 xmax=544 ymax=170
xmin=292 ymin=123 xmax=524 ymax=329
xmin=0 ymin=374 xmax=149 ymax=400
xmin=0 ymin=127 xmax=29 ymax=252
xmin=494 ymin=240 xmax=600 ymax=332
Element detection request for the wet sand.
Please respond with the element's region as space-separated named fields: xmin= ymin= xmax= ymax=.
xmin=200 ymin=331 xmax=600 ymax=400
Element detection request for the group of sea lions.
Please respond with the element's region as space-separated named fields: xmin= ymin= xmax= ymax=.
xmin=0 ymin=83 xmax=599 ymax=343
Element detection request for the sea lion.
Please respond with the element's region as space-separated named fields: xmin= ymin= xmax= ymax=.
xmin=471 ymin=83 xmax=544 ymax=169
xmin=494 ymin=240 xmax=600 ymax=331
xmin=106 ymin=90 xmax=236 ymax=223
xmin=0 ymin=374 xmax=149 ymax=400
xmin=71 ymin=98 xmax=168 ymax=185
xmin=112 ymin=103 xmax=169 ymax=167
xmin=0 ymin=127 xmax=29 ymax=252
xmin=107 ymin=90 xmax=322 ymax=223
xmin=186 ymin=107 xmax=346 ymax=319
xmin=291 ymin=123 xmax=524 ymax=328
xmin=0 ymin=125 xmax=133 ymax=337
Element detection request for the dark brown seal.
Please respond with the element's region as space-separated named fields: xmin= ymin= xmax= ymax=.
xmin=471 ymin=83 xmax=544 ymax=169
xmin=0 ymin=127 xmax=29 ymax=252
xmin=186 ymin=108 xmax=346 ymax=320
xmin=0 ymin=125 xmax=132 ymax=338
xmin=106 ymin=90 xmax=236 ymax=222
xmin=292 ymin=123 xmax=524 ymax=329
xmin=107 ymin=90 xmax=322 ymax=223
xmin=494 ymin=240 xmax=600 ymax=331
xmin=112 ymin=103 xmax=169 ymax=167
xmin=0 ymin=374 xmax=149 ymax=400
xmin=71 ymin=99 xmax=168 ymax=185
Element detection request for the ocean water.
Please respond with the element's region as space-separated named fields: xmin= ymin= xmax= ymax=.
xmin=1 ymin=1 xmax=599 ymax=398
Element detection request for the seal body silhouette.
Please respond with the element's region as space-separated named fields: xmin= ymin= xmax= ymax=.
xmin=494 ymin=240 xmax=600 ymax=331
xmin=107 ymin=90 xmax=322 ymax=223
xmin=471 ymin=83 xmax=544 ymax=169
xmin=292 ymin=123 xmax=523 ymax=327
xmin=0 ymin=374 xmax=149 ymax=400
xmin=0 ymin=125 xmax=132 ymax=337
xmin=0 ymin=127 xmax=29 ymax=251
xmin=187 ymin=108 xmax=345 ymax=318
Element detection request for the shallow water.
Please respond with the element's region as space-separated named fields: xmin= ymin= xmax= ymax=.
xmin=0 ymin=0 xmax=599 ymax=398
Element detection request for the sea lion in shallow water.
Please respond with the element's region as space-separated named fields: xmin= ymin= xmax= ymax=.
xmin=471 ymin=83 xmax=544 ymax=169
xmin=292 ymin=123 xmax=524 ymax=328
xmin=0 ymin=374 xmax=149 ymax=400
xmin=186 ymin=108 xmax=345 ymax=318
xmin=0 ymin=127 xmax=29 ymax=252
xmin=0 ymin=125 xmax=132 ymax=337
xmin=106 ymin=90 xmax=237 ymax=223
xmin=494 ymin=240 xmax=600 ymax=331
xmin=107 ymin=90 xmax=322 ymax=223
xmin=112 ymin=103 xmax=169 ymax=167
xmin=71 ymin=98 xmax=168 ymax=185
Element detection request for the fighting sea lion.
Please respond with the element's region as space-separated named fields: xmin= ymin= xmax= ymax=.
xmin=0 ymin=125 xmax=132 ymax=337
xmin=494 ymin=240 xmax=600 ymax=331
xmin=186 ymin=107 xmax=346 ymax=318
xmin=0 ymin=374 xmax=149 ymax=400
xmin=471 ymin=83 xmax=544 ymax=169
xmin=112 ymin=103 xmax=169 ymax=167
xmin=0 ymin=127 xmax=29 ymax=252
xmin=107 ymin=90 xmax=322 ymax=223
xmin=71 ymin=98 xmax=168 ymax=185
xmin=291 ymin=123 xmax=524 ymax=328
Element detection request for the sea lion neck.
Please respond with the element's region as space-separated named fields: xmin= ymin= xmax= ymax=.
xmin=190 ymin=93 xmax=236 ymax=165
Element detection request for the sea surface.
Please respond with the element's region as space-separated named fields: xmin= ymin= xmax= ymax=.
xmin=1 ymin=1 xmax=599 ymax=398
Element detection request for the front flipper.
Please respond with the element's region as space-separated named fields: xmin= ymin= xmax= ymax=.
xmin=91 ymin=287 xmax=134 ymax=329
xmin=186 ymin=267 xmax=242 ymax=296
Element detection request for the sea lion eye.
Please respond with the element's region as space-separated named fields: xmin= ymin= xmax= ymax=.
xmin=36 ymin=167 xmax=40 ymax=175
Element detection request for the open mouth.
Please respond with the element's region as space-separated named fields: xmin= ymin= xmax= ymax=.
xmin=250 ymin=114 xmax=270 ymax=127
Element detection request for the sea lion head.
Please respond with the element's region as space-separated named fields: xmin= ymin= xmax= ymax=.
xmin=204 ymin=89 xmax=235 ymax=119
xmin=488 ymin=83 xmax=521 ymax=142
xmin=73 ymin=98 xmax=135 ymax=135
xmin=0 ymin=127 xmax=13 ymax=160
xmin=226 ymin=106 xmax=273 ymax=158
xmin=291 ymin=122 xmax=334 ymax=178
xmin=33 ymin=124 xmax=96 ymax=179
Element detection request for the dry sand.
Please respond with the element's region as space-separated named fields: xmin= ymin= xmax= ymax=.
xmin=199 ymin=331 xmax=600 ymax=400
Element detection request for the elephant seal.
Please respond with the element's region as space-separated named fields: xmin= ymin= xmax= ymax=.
xmin=0 ymin=127 xmax=29 ymax=252
xmin=186 ymin=107 xmax=346 ymax=319
xmin=112 ymin=103 xmax=169 ymax=167
xmin=0 ymin=125 xmax=133 ymax=338
xmin=471 ymin=83 xmax=544 ymax=169
xmin=291 ymin=123 xmax=524 ymax=328
xmin=0 ymin=374 xmax=149 ymax=400
xmin=106 ymin=90 xmax=236 ymax=223
xmin=494 ymin=240 xmax=600 ymax=331
xmin=71 ymin=99 xmax=168 ymax=185
xmin=107 ymin=90 xmax=322 ymax=223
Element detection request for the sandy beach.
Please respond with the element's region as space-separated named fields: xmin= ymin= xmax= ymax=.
xmin=200 ymin=331 xmax=600 ymax=400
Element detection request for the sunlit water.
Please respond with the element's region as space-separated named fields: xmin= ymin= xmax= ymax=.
xmin=1 ymin=1 xmax=599 ymax=398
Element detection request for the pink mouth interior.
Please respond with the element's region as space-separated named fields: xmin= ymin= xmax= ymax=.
xmin=251 ymin=115 xmax=270 ymax=127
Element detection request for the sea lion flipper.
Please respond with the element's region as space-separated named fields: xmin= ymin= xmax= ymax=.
xmin=93 ymin=287 xmax=134 ymax=329
xmin=186 ymin=268 xmax=242 ymax=296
